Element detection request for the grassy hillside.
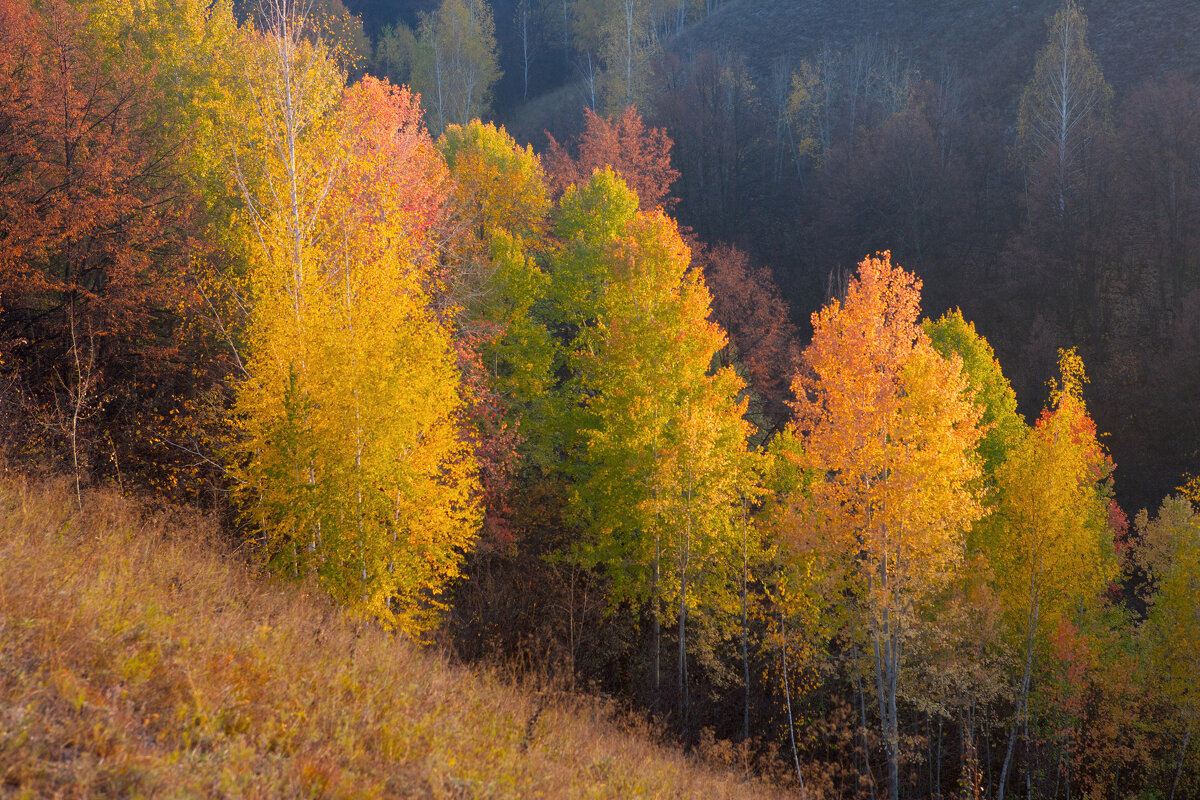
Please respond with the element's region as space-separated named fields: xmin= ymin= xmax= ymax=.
xmin=0 ymin=477 xmax=792 ymax=798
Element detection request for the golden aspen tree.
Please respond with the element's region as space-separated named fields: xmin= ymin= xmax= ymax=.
xmin=791 ymin=252 xmax=984 ymax=800
xmin=224 ymin=1 xmax=479 ymax=635
xmin=988 ymin=348 xmax=1118 ymax=800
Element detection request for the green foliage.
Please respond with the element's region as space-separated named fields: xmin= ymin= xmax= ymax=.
xmin=924 ymin=309 xmax=1025 ymax=479
xmin=538 ymin=169 xmax=762 ymax=716
xmin=372 ymin=22 xmax=417 ymax=85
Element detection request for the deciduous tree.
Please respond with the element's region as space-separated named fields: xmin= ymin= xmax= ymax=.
xmin=0 ymin=0 xmax=199 ymax=503
xmin=551 ymin=169 xmax=757 ymax=720
xmin=545 ymin=104 xmax=679 ymax=211
xmin=225 ymin=1 xmax=479 ymax=635
xmin=1017 ymin=1 xmax=1112 ymax=225
xmin=988 ymin=348 xmax=1118 ymax=800
xmin=413 ymin=0 xmax=500 ymax=135
xmin=790 ymin=252 xmax=984 ymax=800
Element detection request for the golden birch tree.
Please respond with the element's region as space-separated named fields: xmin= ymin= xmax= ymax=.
xmin=224 ymin=2 xmax=479 ymax=636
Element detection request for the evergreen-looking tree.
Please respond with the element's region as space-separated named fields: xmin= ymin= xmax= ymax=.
xmin=413 ymin=0 xmax=500 ymax=135
xmin=372 ymin=22 xmax=417 ymax=85
xmin=790 ymin=252 xmax=984 ymax=800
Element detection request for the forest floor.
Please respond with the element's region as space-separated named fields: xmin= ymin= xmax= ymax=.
xmin=0 ymin=474 xmax=793 ymax=798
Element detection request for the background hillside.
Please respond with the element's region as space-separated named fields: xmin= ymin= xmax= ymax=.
xmin=675 ymin=0 xmax=1200 ymax=110
xmin=494 ymin=0 xmax=1200 ymax=515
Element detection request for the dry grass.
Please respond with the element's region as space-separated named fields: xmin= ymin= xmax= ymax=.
xmin=0 ymin=476 xmax=794 ymax=798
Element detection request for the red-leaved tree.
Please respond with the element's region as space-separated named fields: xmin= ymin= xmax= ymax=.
xmin=545 ymin=105 xmax=679 ymax=211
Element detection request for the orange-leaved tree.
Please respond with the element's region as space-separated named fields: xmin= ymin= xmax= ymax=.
xmin=0 ymin=0 xmax=200 ymax=502
xmin=698 ymin=242 xmax=802 ymax=433
xmin=545 ymin=105 xmax=679 ymax=211
xmin=790 ymin=252 xmax=984 ymax=800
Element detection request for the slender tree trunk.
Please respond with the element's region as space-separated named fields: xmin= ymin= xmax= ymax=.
xmin=561 ymin=0 xmax=569 ymax=68
xmin=853 ymin=645 xmax=879 ymax=800
xmin=870 ymin=552 xmax=901 ymax=800
xmin=677 ymin=469 xmax=692 ymax=731
xmin=520 ymin=4 xmax=530 ymax=101
xmin=936 ymin=711 xmax=944 ymax=797
xmin=1024 ymin=713 xmax=1033 ymax=800
xmin=653 ymin=532 xmax=661 ymax=704
xmin=780 ymin=606 xmax=807 ymax=798
xmin=67 ymin=300 xmax=86 ymax=512
xmin=628 ymin=0 xmax=638 ymax=105
xmin=999 ymin=578 xmax=1040 ymax=800
xmin=1170 ymin=725 xmax=1192 ymax=800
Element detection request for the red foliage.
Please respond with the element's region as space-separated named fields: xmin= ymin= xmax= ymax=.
xmin=545 ymin=105 xmax=679 ymax=211
xmin=337 ymin=77 xmax=447 ymax=240
xmin=0 ymin=0 xmax=205 ymax=486
xmin=452 ymin=326 xmax=521 ymax=550
xmin=695 ymin=243 xmax=801 ymax=429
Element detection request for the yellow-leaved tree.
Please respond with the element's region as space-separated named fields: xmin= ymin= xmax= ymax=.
xmin=225 ymin=1 xmax=479 ymax=636
xmin=987 ymin=348 xmax=1118 ymax=799
xmin=1135 ymin=495 xmax=1200 ymax=798
xmin=790 ymin=252 xmax=984 ymax=800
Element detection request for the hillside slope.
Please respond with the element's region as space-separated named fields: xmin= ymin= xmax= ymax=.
xmin=0 ymin=477 xmax=792 ymax=798
xmin=677 ymin=0 xmax=1200 ymax=110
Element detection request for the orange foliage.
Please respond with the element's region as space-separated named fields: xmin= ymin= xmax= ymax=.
xmin=790 ymin=251 xmax=983 ymax=800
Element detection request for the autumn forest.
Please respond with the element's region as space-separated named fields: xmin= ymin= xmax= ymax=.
xmin=1 ymin=0 xmax=1198 ymax=797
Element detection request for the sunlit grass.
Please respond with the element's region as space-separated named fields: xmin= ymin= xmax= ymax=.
xmin=0 ymin=476 xmax=791 ymax=798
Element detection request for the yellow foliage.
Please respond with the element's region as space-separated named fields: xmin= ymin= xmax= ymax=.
xmin=221 ymin=8 xmax=479 ymax=637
